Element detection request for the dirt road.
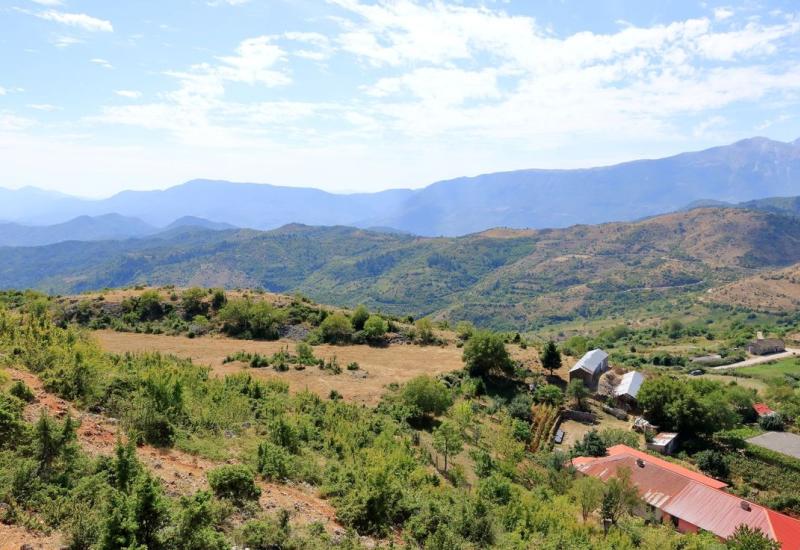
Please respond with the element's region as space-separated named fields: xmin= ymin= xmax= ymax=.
xmin=710 ymin=348 xmax=800 ymax=370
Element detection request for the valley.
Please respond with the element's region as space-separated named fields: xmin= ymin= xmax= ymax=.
xmin=3 ymin=207 xmax=800 ymax=331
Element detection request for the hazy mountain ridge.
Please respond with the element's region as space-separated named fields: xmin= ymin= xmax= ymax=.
xmin=2 ymin=207 xmax=800 ymax=329
xmin=3 ymin=136 xmax=799 ymax=236
xmin=0 ymin=214 xmax=236 ymax=247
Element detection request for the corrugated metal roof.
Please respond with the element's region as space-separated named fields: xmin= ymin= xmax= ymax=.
xmin=575 ymin=445 xmax=800 ymax=549
xmin=569 ymin=348 xmax=608 ymax=375
xmin=650 ymin=432 xmax=679 ymax=447
xmin=605 ymin=445 xmax=727 ymax=488
xmin=663 ymin=483 xmax=774 ymax=541
xmin=614 ymin=371 xmax=644 ymax=399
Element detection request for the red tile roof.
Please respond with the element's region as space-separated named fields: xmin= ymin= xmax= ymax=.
xmin=574 ymin=445 xmax=800 ymax=549
xmin=753 ymin=403 xmax=775 ymax=417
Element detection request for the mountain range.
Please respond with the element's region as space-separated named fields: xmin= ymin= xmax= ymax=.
xmin=3 ymin=136 xmax=799 ymax=237
xmin=2 ymin=207 xmax=799 ymax=329
xmin=0 ymin=214 xmax=236 ymax=247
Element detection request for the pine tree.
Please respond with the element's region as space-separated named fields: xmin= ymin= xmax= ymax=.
xmin=541 ymin=340 xmax=562 ymax=376
xmin=133 ymin=474 xmax=169 ymax=550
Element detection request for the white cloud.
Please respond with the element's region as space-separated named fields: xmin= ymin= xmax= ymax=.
xmin=0 ymin=87 xmax=6 ymax=96
xmin=367 ymin=67 xmax=501 ymax=106
xmin=28 ymin=104 xmax=61 ymax=111
xmin=714 ymin=7 xmax=734 ymax=21
xmin=207 ymin=0 xmax=250 ymax=5
xmin=0 ymin=111 xmax=36 ymax=131
xmin=90 ymin=58 xmax=114 ymax=69
xmin=98 ymin=36 xmax=293 ymax=146
xmin=36 ymin=10 xmax=113 ymax=32
xmin=30 ymin=0 xmax=64 ymax=5
xmin=115 ymin=90 xmax=142 ymax=99
xmin=77 ymin=0 xmax=800 ymax=186
xmin=283 ymin=32 xmax=334 ymax=60
xmin=53 ymin=35 xmax=83 ymax=48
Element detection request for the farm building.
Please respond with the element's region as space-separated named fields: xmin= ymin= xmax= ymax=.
xmin=569 ymin=349 xmax=609 ymax=388
xmin=574 ymin=445 xmax=800 ymax=547
xmin=747 ymin=338 xmax=785 ymax=356
xmin=647 ymin=432 xmax=679 ymax=455
xmin=613 ymin=371 xmax=645 ymax=408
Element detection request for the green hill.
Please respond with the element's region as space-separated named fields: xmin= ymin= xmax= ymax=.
xmin=2 ymin=208 xmax=800 ymax=329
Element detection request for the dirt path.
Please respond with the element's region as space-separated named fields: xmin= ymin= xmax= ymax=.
xmin=710 ymin=348 xmax=800 ymax=370
xmin=2 ymin=368 xmax=341 ymax=548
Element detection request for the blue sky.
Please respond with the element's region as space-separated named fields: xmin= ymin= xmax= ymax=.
xmin=1 ymin=0 xmax=799 ymax=197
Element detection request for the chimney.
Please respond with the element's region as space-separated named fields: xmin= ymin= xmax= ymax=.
xmin=740 ymin=501 xmax=751 ymax=511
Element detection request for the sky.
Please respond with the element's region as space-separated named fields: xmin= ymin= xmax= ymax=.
xmin=1 ymin=0 xmax=799 ymax=197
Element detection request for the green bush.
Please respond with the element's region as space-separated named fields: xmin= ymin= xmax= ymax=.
xmin=363 ymin=315 xmax=388 ymax=341
xmin=319 ymin=313 xmax=353 ymax=344
xmin=207 ymin=465 xmax=261 ymax=501
xmin=758 ymin=413 xmax=785 ymax=431
xmin=462 ymin=331 xmax=513 ymax=378
xmin=401 ymin=375 xmax=452 ymax=419
xmin=9 ymin=380 xmax=35 ymax=402
xmin=694 ymin=449 xmax=729 ymax=480
xmin=257 ymin=441 xmax=292 ymax=480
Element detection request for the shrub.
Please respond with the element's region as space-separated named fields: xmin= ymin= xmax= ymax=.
xmin=351 ymin=305 xmax=370 ymax=331
xmin=694 ymin=449 xmax=729 ymax=479
xmin=207 ymin=465 xmax=261 ymax=501
xmin=257 ymin=442 xmax=292 ymax=480
xmin=237 ymin=517 xmax=290 ymax=550
xmin=9 ymin=380 xmax=35 ymax=402
xmin=218 ymin=299 xmax=285 ymax=340
xmin=295 ymin=341 xmax=316 ymax=365
xmin=759 ymin=413 xmax=785 ymax=431
xmin=363 ymin=315 xmax=388 ymax=342
xmin=462 ymin=331 xmax=513 ymax=378
xmin=572 ymin=430 xmax=606 ymax=457
xmin=319 ymin=313 xmax=353 ymax=344
xmin=414 ymin=318 xmax=435 ymax=345
xmin=181 ymin=287 xmax=207 ymax=318
xmin=0 ymin=394 xmax=24 ymax=445
xmin=507 ymin=394 xmax=534 ymax=421
xmin=533 ymin=384 xmax=564 ymax=406
xmin=401 ymin=375 xmax=452 ymax=418
xmin=455 ymin=321 xmax=475 ymax=341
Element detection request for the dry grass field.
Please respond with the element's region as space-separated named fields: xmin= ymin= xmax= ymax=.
xmin=94 ymin=330 xmax=542 ymax=404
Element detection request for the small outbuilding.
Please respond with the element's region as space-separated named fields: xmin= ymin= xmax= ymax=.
xmin=614 ymin=371 xmax=645 ymax=409
xmin=569 ymin=349 xmax=609 ymax=389
xmin=753 ymin=403 xmax=776 ymax=418
xmin=647 ymin=432 xmax=679 ymax=455
xmin=747 ymin=338 xmax=785 ymax=356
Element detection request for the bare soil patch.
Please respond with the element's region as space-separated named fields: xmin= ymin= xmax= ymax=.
xmin=94 ymin=330 xmax=470 ymax=404
xmin=3 ymin=367 xmax=340 ymax=545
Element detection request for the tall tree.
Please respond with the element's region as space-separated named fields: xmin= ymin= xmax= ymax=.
xmin=571 ymin=476 xmax=604 ymax=522
xmin=601 ymin=467 xmax=639 ymax=525
xmin=462 ymin=331 xmax=513 ymax=378
xmin=433 ymin=420 xmax=464 ymax=473
xmin=541 ymin=340 xmax=562 ymax=376
xmin=567 ymin=379 xmax=590 ymax=411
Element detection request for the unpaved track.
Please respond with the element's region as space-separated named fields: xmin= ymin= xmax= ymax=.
xmin=1 ymin=368 xmax=340 ymax=548
xmin=710 ymin=348 xmax=800 ymax=370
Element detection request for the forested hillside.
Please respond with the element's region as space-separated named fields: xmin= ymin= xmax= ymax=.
xmin=2 ymin=208 xmax=800 ymax=329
